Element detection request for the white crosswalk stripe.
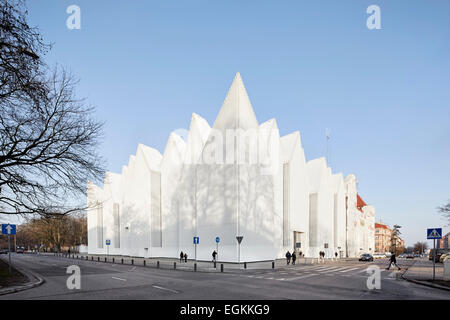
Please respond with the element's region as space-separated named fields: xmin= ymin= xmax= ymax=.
xmin=338 ymin=267 xmax=360 ymax=273
xmin=236 ymin=264 xmax=382 ymax=282
xmin=316 ymin=266 xmax=345 ymax=273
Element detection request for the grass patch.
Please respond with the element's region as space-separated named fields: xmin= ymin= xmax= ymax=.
xmin=0 ymin=258 xmax=28 ymax=288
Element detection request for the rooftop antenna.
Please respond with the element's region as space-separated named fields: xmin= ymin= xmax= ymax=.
xmin=325 ymin=128 xmax=331 ymax=166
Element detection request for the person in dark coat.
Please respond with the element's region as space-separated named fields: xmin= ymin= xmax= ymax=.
xmin=180 ymin=251 xmax=184 ymax=263
xmin=386 ymin=252 xmax=401 ymax=270
xmin=285 ymin=251 xmax=291 ymax=265
xmin=292 ymin=252 xmax=297 ymax=265
xmin=184 ymin=252 xmax=188 ymax=263
xmin=212 ymin=250 xmax=217 ymax=262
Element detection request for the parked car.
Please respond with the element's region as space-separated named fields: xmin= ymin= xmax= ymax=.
xmin=16 ymin=248 xmax=24 ymax=254
xmin=429 ymin=249 xmax=447 ymax=262
xmin=439 ymin=253 xmax=449 ymax=263
xmin=359 ymin=253 xmax=374 ymax=262
xmin=373 ymin=253 xmax=386 ymax=259
xmin=0 ymin=249 xmax=8 ymax=254
xmin=406 ymin=253 xmax=414 ymax=259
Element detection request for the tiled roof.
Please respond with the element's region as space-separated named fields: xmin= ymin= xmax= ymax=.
xmin=356 ymin=194 xmax=367 ymax=212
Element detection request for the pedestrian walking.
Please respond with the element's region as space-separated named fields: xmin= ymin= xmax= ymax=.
xmin=386 ymin=252 xmax=401 ymax=270
xmin=335 ymin=252 xmax=338 ymax=259
xmin=184 ymin=252 xmax=188 ymax=263
xmin=292 ymin=252 xmax=297 ymax=265
xmin=212 ymin=250 xmax=217 ymax=262
xmin=180 ymin=251 xmax=184 ymax=263
xmin=285 ymin=251 xmax=291 ymax=265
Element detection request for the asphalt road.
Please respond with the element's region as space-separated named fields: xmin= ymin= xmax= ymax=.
xmin=1 ymin=254 xmax=449 ymax=300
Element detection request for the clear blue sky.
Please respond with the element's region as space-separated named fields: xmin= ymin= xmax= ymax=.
xmin=23 ymin=0 xmax=449 ymax=247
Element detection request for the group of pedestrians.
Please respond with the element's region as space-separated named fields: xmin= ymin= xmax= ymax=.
xmin=179 ymin=250 xmax=219 ymax=263
xmin=179 ymin=251 xmax=188 ymax=263
xmin=285 ymin=251 xmax=297 ymax=265
xmin=319 ymin=251 xmax=326 ymax=260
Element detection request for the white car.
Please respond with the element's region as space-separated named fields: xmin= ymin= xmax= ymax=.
xmin=373 ymin=253 xmax=386 ymax=259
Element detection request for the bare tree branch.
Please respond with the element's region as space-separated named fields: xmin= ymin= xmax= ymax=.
xmin=0 ymin=0 xmax=105 ymax=217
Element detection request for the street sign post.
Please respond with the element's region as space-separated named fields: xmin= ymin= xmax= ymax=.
xmin=106 ymin=239 xmax=111 ymax=256
xmin=236 ymin=236 xmax=243 ymax=266
xmin=215 ymin=237 xmax=220 ymax=262
xmin=193 ymin=236 xmax=199 ymax=261
xmin=427 ymin=228 xmax=442 ymax=280
xmin=2 ymin=224 xmax=17 ymax=275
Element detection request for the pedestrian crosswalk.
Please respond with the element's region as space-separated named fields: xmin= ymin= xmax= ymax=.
xmin=238 ymin=264 xmax=393 ymax=282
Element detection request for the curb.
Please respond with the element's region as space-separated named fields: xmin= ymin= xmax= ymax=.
xmin=402 ymin=277 xmax=450 ymax=292
xmin=0 ymin=259 xmax=45 ymax=296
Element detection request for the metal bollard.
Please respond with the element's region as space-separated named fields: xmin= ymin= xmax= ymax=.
xmin=214 ymin=261 xmax=216 ymax=268
xmin=121 ymin=258 xmax=123 ymax=264
xmin=194 ymin=263 xmax=197 ymax=272
xmin=272 ymin=261 xmax=275 ymax=269
xmin=91 ymin=256 xmax=93 ymax=261
xmin=244 ymin=262 xmax=247 ymax=269
xmin=113 ymin=257 xmax=115 ymax=263
xmin=221 ymin=264 xmax=224 ymax=272
xmin=131 ymin=259 xmax=134 ymax=265
xmin=98 ymin=257 xmax=100 ymax=261
xmin=157 ymin=261 xmax=160 ymax=268
xmin=105 ymin=257 xmax=107 ymax=262
xmin=174 ymin=262 xmax=176 ymax=269
xmin=143 ymin=260 xmax=146 ymax=267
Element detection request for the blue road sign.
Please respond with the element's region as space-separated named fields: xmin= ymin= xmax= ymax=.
xmin=216 ymin=237 xmax=220 ymax=243
xmin=1 ymin=224 xmax=16 ymax=235
xmin=193 ymin=236 xmax=199 ymax=244
xmin=427 ymin=228 xmax=442 ymax=239
xmin=106 ymin=239 xmax=111 ymax=246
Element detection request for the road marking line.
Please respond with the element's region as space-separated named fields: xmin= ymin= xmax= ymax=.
xmin=289 ymin=274 xmax=318 ymax=280
xmin=338 ymin=267 xmax=360 ymax=273
xmin=129 ymin=267 xmax=136 ymax=271
xmin=152 ymin=285 xmax=179 ymax=293
xmin=111 ymin=277 xmax=127 ymax=281
xmin=316 ymin=267 xmax=343 ymax=272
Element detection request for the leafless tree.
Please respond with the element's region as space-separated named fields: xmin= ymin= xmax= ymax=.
xmin=438 ymin=199 xmax=450 ymax=225
xmin=413 ymin=241 xmax=428 ymax=254
xmin=0 ymin=0 xmax=104 ymax=217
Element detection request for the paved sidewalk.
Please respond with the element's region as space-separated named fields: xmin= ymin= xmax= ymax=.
xmin=403 ymin=259 xmax=444 ymax=281
xmin=401 ymin=259 xmax=450 ymax=291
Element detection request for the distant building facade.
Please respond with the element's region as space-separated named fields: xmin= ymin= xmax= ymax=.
xmin=437 ymin=232 xmax=449 ymax=250
xmin=375 ymin=221 xmax=404 ymax=254
xmin=87 ymin=73 xmax=376 ymax=262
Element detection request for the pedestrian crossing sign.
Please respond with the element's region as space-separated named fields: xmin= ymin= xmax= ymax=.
xmin=427 ymin=228 xmax=442 ymax=239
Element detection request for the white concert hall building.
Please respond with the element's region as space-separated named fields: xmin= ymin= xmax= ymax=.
xmin=87 ymin=73 xmax=375 ymax=262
